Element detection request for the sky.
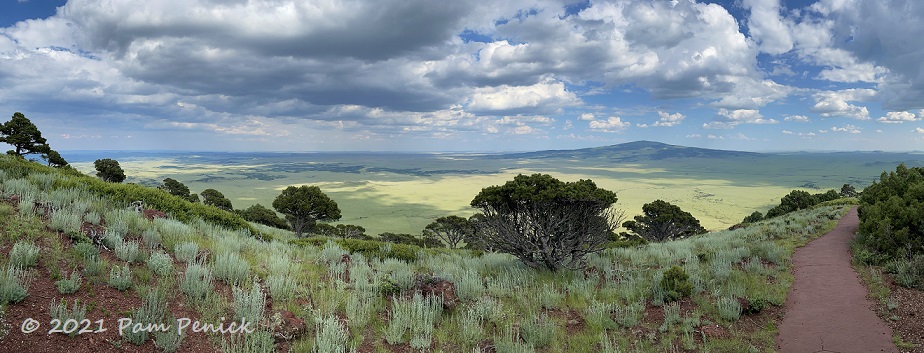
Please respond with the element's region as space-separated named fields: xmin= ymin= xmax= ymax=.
xmin=1 ymin=0 xmax=923 ymax=152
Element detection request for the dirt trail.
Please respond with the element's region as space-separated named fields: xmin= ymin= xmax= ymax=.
xmin=776 ymin=207 xmax=897 ymax=353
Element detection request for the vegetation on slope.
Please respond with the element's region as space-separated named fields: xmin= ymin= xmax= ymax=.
xmin=0 ymin=152 xmax=856 ymax=352
xmin=0 ymin=154 xmax=256 ymax=234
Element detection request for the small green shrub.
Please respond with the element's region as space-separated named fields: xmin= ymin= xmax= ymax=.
xmin=82 ymin=258 xmax=106 ymax=277
xmin=661 ymin=266 xmax=693 ymax=302
xmin=9 ymin=241 xmax=40 ymax=268
xmin=108 ymin=265 xmax=132 ymax=291
xmin=894 ymin=254 xmax=924 ymax=290
xmin=73 ymin=242 xmax=99 ymax=261
xmin=54 ymin=270 xmax=82 ymax=294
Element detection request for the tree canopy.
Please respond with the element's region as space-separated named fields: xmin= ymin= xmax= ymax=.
xmin=94 ymin=158 xmax=126 ymax=183
xmin=160 ymin=178 xmax=199 ymax=203
xmin=840 ymin=183 xmax=859 ymax=198
xmin=622 ymin=200 xmax=707 ymax=242
xmin=470 ymin=173 xmax=620 ymax=271
xmin=272 ymin=185 xmax=341 ymax=237
xmin=422 ymin=215 xmax=474 ymax=248
xmin=43 ymin=150 xmax=68 ymax=168
xmin=857 ymin=164 xmax=924 ymax=260
xmin=238 ymin=203 xmax=289 ymax=230
xmin=0 ymin=112 xmax=51 ymax=158
xmin=201 ymin=188 xmax=233 ymax=211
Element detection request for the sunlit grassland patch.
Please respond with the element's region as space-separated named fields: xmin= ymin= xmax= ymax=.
xmin=68 ymin=151 xmax=898 ymax=235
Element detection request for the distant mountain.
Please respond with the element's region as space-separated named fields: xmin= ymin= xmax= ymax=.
xmin=492 ymin=140 xmax=762 ymax=162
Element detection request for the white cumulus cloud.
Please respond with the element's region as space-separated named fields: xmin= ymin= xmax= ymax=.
xmin=588 ymin=116 xmax=630 ymax=132
xmin=877 ymin=111 xmax=920 ymax=124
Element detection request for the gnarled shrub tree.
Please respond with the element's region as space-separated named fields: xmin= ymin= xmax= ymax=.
xmin=470 ymin=173 xmax=621 ymax=271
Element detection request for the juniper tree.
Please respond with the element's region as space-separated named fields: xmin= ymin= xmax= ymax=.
xmin=272 ymin=185 xmax=341 ymax=237
xmin=0 ymin=112 xmax=51 ymax=158
xmin=470 ymin=173 xmax=621 ymax=271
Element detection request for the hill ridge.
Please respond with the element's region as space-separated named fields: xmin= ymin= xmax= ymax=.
xmin=491 ymin=140 xmax=761 ymax=161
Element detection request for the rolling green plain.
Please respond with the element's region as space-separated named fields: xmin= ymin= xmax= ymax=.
xmin=66 ymin=141 xmax=924 ymax=236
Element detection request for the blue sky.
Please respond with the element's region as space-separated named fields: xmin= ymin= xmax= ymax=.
xmin=1 ymin=0 xmax=923 ymax=152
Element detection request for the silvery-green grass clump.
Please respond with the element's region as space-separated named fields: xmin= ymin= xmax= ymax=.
xmin=220 ymin=330 xmax=274 ymax=353
xmin=82 ymin=258 xmax=106 ymax=277
xmin=27 ymin=173 xmax=56 ymax=191
xmin=614 ymin=300 xmax=645 ymax=328
xmin=233 ymin=283 xmax=266 ymax=326
xmin=454 ymin=307 xmax=484 ymax=347
xmin=155 ymin=218 xmax=193 ymax=246
xmin=212 ymin=252 xmax=249 ymax=286
xmin=180 ymin=263 xmax=212 ymax=301
xmin=142 ymin=229 xmax=161 ymax=249
xmin=115 ymin=240 xmax=141 ymax=263
xmin=319 ymin=241 xmax=347 ymax=264
xmin=3 ymin=178 xmax=37 ymax=198
xmin=584 ymin=300 xmax=615 ymax=330
xmin=0 ymin=266 xmax=33 ymax=304
xmin=717 ymin=296 xmax=742 ymax=321
xmin=470 ymin=295 xmax=505 ymax=323
xmin=265 ymin=274 xmax=296 ymax=301
xmin=108 ymin=265 xmax=132 ymax=291
xmin=453 ymin=269 xmax=484 ymax=301
xmin=521 ymin=312 xmax=556 ymax=348
xmin=102 ymin=229 xmax=123 ymax=250
xmin=17 ymin=194 xmax=35 ymax=217
xmin=344 ymin=292 xmax=374 ymax=329
xmin=9 ymin=241 xmax=40 ymax=268
xmin=660 ymin=302 xmax=682 ymax=331
xmin=73 ymin=242 xmax=99 ymax=261
xmin=536 ymin=283 xmax=563 ymax=308
xmin=147 ymin=251 xmax=174 ymax=276
xmin=49 ymin=208 xmax=82 ymax=233
xmin=494 ymin=324 xmax=536 ymax=353
xmin=154 ymin=317 xmax=186 ymax=353
xmin=124 ymin=289 xmax=167 ymax=345
xmin=174 ymin=242 xmax=199 ymax=263
xmin=314 ymin=314 xmax=350 ymax=353
xmin=54 ymin=270 xmax=82 ymax=294
xmin=212 ymin=235 xmax=244 ymax=257
xmin=83 ymin=211 xmax=101 ymax=226
xmin=48 ymin=298 xmax=86 ymax=337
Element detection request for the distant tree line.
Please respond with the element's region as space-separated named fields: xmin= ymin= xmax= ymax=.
xmin=737 ymin=184 xmax=859 ymax=226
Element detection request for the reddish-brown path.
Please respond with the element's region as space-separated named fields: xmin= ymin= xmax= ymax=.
xmin=776 ymin=207 xmax=897 ymax=353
